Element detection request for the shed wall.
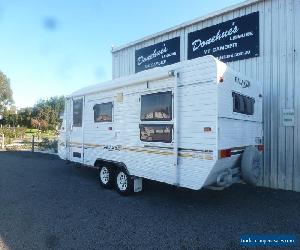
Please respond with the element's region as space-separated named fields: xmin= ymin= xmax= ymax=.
xmin=111 ymin=0 xmax=300 ymax=191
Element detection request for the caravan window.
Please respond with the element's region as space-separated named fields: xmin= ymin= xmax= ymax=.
xmin=232 ymin=92 xmax=254 ymax=115
xmin=141 ymin=91 xmax=172 ymax=121
xmin=140 ymin=124 xmax=173 ymax=143
xmin=93 ymin=102 xmax=113 ymax=122
xmin=73 ymin=99 xmax=83 ymax=127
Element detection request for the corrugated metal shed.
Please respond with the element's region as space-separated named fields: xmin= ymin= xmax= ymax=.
xmin=111 ymin=0 xmax=300 ymax=191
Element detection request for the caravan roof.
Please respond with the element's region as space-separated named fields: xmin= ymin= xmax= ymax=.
xmin=70 ymin=55 xmax=227 ymax=98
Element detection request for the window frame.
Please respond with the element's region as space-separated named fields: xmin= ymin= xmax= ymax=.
xmin=93 ymin=101 xmax=113 ymax=123
xmin=140 ymin=91 xmax=173 ymax=122
xmin=232 ymin=92 xmax=255 ymax=115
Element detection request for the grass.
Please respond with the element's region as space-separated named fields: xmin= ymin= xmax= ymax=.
xmin=25 ymin=129 xmax=57 ymax=139
xmin=25 ymin=128 xmax=38 ymax=134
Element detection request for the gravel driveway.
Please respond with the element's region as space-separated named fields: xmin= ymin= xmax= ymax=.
xmin=0 ymin=151 xmax=299 ymax=250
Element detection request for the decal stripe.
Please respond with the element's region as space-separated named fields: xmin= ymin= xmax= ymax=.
xmin=64 ymin=142 xmax=214 ymax=159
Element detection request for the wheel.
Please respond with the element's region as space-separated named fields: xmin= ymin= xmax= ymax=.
xmin=115 ymin=169 xmax=133 ymax=195
xmin=98 ymin=165 xmax=114 ymax=188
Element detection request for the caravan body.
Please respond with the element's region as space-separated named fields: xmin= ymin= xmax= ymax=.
xmin=58 ymin=56 xmax=263 ymax=191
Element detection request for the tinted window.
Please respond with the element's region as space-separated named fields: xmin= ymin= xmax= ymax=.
xmin=140 ymin=124 xmax=173 ymax=143
xmin=93 ymin=102 xmax=113 ymax=122
xmin=232 ymin=92 xmax=254 ymax=115
xmin=73 ymin=99 xmax=83 ymax=127
xmin=141 ymin=91 xmax=172 ymax=121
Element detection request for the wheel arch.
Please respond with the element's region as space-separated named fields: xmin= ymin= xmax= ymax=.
xmin=94 ymin=159 xmax=130 ymax=175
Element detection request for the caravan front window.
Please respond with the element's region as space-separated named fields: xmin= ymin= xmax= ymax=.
xmin=73 ymin=99 xmax=83 ymax=127
xmin=141 ymin=91 xmax=172 ymax=121
xmin=232 ymin=92 xmax=254 ymax=115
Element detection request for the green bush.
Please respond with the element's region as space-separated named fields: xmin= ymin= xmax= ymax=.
xmin=38 ymin=138 xmax=58 ymax=153
xmin=0 ymin=127 xmax=26 ymax=141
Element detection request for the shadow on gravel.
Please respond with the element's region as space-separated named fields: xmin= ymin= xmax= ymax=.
xmin=0 ymin=151 xmax=300 ymax=250
xmin=0 ymin=150 xmax=59 ymax=159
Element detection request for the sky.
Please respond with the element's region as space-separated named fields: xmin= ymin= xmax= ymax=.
xmin=0 ymin=0 xmax=242 ymax=108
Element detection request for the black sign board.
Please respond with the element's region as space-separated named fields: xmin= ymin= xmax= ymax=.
xmin=188 ymin=12 xmax=259 ymax=62
xmin=135 ymin=37 xmax=180 ymax=73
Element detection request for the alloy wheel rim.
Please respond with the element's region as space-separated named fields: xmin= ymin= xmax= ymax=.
xmin=117 ymin=172 xmax=128 ymax=191
xmin=100 ymin=167 xmax=109 ymax=184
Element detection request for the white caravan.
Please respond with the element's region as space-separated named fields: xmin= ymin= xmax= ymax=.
xmin=58 ymin=56 xmax=263 ymax=195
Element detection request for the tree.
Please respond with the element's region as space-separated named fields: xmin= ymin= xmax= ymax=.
xmin=32 ymin=96 xmax=64 ymax=130
xmin=31 ymin=118 xmax=48 ymax=131
xmin=0 ymin=71 xmax=13 ymax=112
xmin=0 ymin=94 xmax=64 ymax=130
xmin=17 ymin=107 xmax=33 ymax=128
xmin=1 ymin=109 xmax=17 ymax=127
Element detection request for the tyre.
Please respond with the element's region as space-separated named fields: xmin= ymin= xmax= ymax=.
xmin=241 ymin=146 xmax=262 ymax=185
xmin=115 ymin=169 xmax=133 ymax=195
xmin=98 ymin=165 xmax=114 ymax=188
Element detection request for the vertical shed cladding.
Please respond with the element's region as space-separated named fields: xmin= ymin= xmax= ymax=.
xmin=111 ymin=0 xmax=300 ymax=192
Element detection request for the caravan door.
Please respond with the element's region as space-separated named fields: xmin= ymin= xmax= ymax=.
xmin=69 ymin=97 xmax=84 ymax=163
